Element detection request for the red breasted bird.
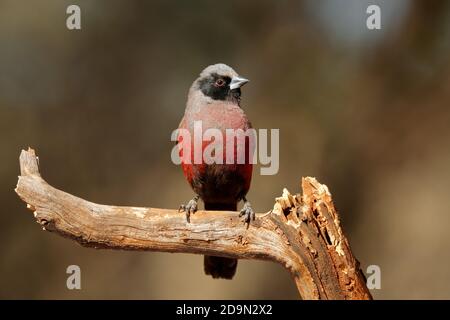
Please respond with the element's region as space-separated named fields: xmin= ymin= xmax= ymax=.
xmin=177 ymin=63 xmax=254 ymax=279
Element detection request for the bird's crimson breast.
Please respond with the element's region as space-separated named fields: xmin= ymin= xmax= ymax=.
xmin=178 ymin=102 xmax=253 ymax=204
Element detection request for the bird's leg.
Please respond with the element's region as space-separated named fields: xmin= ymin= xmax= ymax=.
xmin=239 ymin=197 xmax=255 ymax=225
xmin=179 ymin=195 xmax=199 ymax=223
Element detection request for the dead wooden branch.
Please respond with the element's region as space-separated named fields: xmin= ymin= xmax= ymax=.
xmin=15 ymin=148 xmax=372 ymax=300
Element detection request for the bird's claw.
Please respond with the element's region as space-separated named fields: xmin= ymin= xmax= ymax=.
xmin=239 ymin=201 xmax=255 ymax=225
xmin=179 ymin=198 xmax=198 ymax=223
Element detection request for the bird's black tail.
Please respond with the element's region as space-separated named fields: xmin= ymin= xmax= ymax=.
xmin=203 ymin=202 xmax=238 ymax=280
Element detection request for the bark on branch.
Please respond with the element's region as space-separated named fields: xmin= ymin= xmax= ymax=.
xmin=15 ymin=148 xmax=372 ymax=300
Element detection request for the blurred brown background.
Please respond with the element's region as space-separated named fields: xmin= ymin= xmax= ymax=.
xmin=1 ymin=0 xmax=450 ymax=299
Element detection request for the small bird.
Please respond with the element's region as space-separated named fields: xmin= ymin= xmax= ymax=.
xmin=177 ymin=63 xmax=254 ymax=279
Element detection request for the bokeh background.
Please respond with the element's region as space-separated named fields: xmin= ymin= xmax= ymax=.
xmin=1 ymin=0 xmax=450 ymax=299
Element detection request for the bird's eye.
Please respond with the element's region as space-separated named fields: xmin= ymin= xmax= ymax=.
xmin=214 ymin=78 xmax=226 ymax=87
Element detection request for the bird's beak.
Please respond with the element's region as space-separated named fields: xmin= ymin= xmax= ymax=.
xmin=229 ymin=76 xmax=249 ymax=90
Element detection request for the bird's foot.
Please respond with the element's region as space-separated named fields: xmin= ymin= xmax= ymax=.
xmin=239 ymin=200 xmax=255 ymax=225
xmin=179 ymin=196 xmax=199 ymax=223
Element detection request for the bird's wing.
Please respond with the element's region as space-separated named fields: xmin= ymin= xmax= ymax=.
xmin=174 ymin=116 xmax=186 ymax=146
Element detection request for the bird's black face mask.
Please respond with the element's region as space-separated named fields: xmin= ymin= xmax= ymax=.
xmin=198 ymin=73 xmax=243 ymax=104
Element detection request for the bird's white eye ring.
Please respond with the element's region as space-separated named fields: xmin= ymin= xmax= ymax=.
xmin=215 ymin=78 xmax=225 ymax=87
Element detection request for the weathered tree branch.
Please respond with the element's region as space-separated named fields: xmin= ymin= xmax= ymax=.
xmin=15 ymin=148 xmax=372 ymax=300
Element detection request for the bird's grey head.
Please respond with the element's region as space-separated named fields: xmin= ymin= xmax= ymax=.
xmin=194 ymin=63 xmax=249 ymax=103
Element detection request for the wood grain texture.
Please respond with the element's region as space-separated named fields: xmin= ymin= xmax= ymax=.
xmin=15 ymin=148 xmax=372 ymax=300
